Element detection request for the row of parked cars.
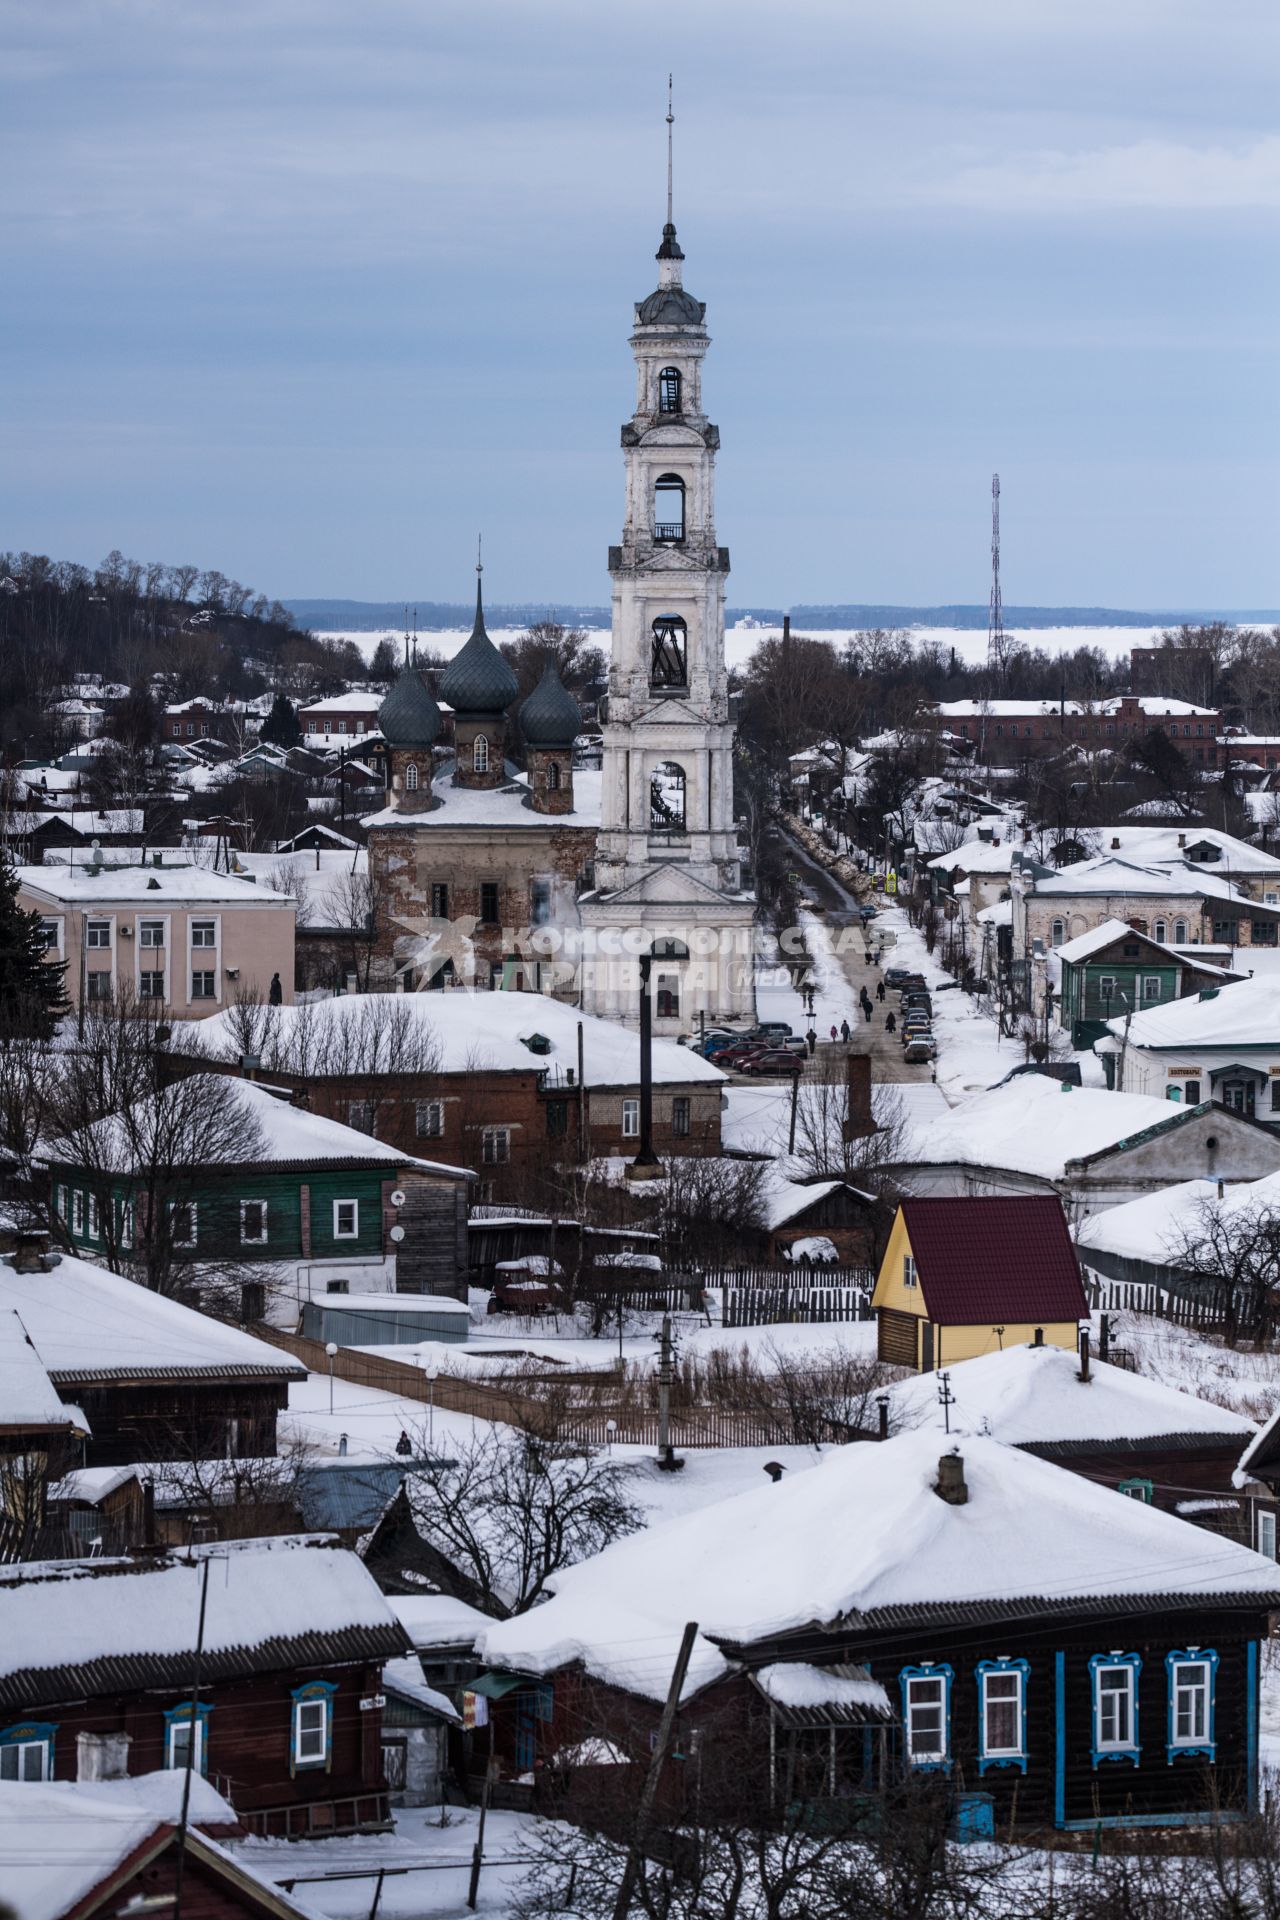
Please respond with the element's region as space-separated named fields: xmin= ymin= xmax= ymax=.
xmin=885 ymin=966 xmax=936 ymax=1064
xmin=690 ymin=1021 xmax=805 ymax=1077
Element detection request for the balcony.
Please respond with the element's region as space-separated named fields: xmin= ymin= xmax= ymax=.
xmin=653 ymin=523 xmax=685 ymax=543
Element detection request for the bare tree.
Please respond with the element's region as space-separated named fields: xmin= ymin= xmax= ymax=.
xmin=660 ymin=1156 xmax=769 ymax=1267
xmin=1163 ymin=1193 xmax=1280 ymax=1347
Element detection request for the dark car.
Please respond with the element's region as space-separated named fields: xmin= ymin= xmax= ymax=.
xmin=709 ymin=1044 xmax=769 ymax=1069
xmin=741 ymin=1048 xmax=805 ymax=1076
xmin=748 ymin=1021 xmax=794 ymax=1040
xmin=884 ymin=967 xmax=916 ymax=987
xmin=859 ymin=905 xmax=878 ymax=921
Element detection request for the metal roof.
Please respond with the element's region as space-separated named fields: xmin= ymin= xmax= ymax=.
xmin=899 ymin=1195 xmax=1089 ymax=1326
xmin=438 ymin=579 xmax=519 ymax=716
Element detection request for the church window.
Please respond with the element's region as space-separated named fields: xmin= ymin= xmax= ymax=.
xmin=650 ymin=761 xmax=687 ymax=833
xmin=650 ymin=616 xmax=687 ymax=687
xmin=405 ymin=761 xmax=418 ymax=791
xmin=546 ymin=760 xmax=560 ymax=790
xmin=530 ymin=879 xmax=552 ymax=926
xmin=656 ymin=978 xmax=680 ymax=1019
xmin=658 ymin=367 xmax=682 ymax=414
xmin=654 ymin=473 xmax=685 ymax=542
xmin=430 ymin=883 xmax=449 ymax=919
xmin=473 ymin=734 xmax=490 ymax=773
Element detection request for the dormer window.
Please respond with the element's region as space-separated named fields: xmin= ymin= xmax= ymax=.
xmin=654 ymin=473 xmax=685 ymax=542
xmin=405 ymin=761 xmax=419 ymax=791
xmin=473 ymin=734 xmax=490 ymax=774
xmin=658 ymin=366 xmax=682 ymax=414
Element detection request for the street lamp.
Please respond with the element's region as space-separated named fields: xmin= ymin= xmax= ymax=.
xmin=424 ymin=1356 xmax=439 ymax=1451
xmin=605 ymin=1418 xmax=617 ymax=1455
xmin=325 ymin=1342 xmax=338 ymax=1416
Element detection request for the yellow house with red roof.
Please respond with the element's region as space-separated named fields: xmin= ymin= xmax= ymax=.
xmin=873 ymin=1196 xmax=1089 ymax=1372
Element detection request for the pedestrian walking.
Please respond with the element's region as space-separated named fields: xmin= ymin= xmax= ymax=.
xmin=805 ymin=1028 xmax=817 ymax=1057
xmin=830 ymin=1024 xmax=838 ymax=1043
xmin=876 ymin=980 xmax=886 ymax=1003
xmin=885 ymin=1011 xmax=896 ymax=1034
xmin=864 ymin=999 xmax=873 ymax=1021
xmin=840 ymin=1018 xmax=851 ymax=1043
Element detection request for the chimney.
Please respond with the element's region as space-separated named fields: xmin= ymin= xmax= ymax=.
xmin=1110 ymin=836 xmax=1121 ymax=850
xmin=76 ymin=1731 xmax=131 ymax=1782
xmin=1217 ymin=1178 xmax=1225 ymax=1200
xmin=142 ymin=1476 xmax=157 ymax=1548
xmin=1033 ymin=1327 xmax=1044 ymax=1346
xmin=762 ymin=1461 xmax=785 ymax=1483
xmin=1178 ymin=832 xmax=1186 ymax=849
xmin=842 ymin=1052 xmax=875 ymax=1141
xmin=1078 ymin=1327 xmax=1091 ymax=1381
xmin=935 ymin=1452 xmax=968 ymax=1506
xmin=9 ymin=1231 xmax=52 ymax=1274
xmin=877 ymin=1394 xmax=890 ymax=1440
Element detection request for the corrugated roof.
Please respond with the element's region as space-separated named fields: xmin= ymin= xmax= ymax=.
xmin=900 ymin=1196 xmax=1089 ymax=1326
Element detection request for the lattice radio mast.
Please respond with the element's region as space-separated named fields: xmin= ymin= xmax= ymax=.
xmin=987 ymin=472 xmax=1006 ymax=685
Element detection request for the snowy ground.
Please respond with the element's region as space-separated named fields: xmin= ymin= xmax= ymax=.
xmin=1104 ymin=1312 xmax=1280 ymax=1427
xmin=282 ymin=1371 xmax=500 ymax=1462
xmin=864 ymin=902 xmax=1027 ymax=1102
xmin=233 ymin=1805 xmax=537 ymax=1920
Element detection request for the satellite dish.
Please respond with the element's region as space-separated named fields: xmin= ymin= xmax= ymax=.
xmin=390 ymin=1189 xmax=407 ymax=1209
xmin=389 ymin=1224 xmax=406 ymax=1244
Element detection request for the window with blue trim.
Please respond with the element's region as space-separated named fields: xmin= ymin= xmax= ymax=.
xmin=291 ymin=1681 xmax=337 ymax=1774
xmin=1117 ymin=1477 xmax=1154 ymax=1503
xmin=1166 ymin=1649 xmax=1217 ymax=1763
xmin=163 ymin=1701 xmax=211 ymax=1774
xmin=977 ymin=1659 xmax=1029 ymax=1774
xmin=0 ymin=1721 xmax=57 ymax=1781
xmin=900 ymin=1665 xmax=953 ymax=1770
xmin=1089 ymin=1653 xmax=1141 ymax=1766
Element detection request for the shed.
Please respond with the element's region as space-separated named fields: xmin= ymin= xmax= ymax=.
xmin=300 ymin=1293 xmax=472 ymax=1347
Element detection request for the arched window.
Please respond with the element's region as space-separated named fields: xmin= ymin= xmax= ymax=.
xmin=658 ymin=367 xmax=682 ymax=414
xmin=650 ymin=761 xmax=686 ymax=833
xmin=473 ymin=734 xmax=489 ymax=773
xmin=656 ymin=977 xmax=680 ymax=1018
xmin=546 ymin=760 xmax=560 ymax=790
xmin=1050 ymin=918 xmax=1065 ymax=947
xmin=1174 ymin=919 xmax=1188 ymax=943
xmin=653 ymin=473 xmax=685 ymax=542
xmin=1154 ymin=918 xmax=1167 ymax=944
xmin=650 ymin=616 xmax=688 ymax=687
xmin=405 ymin=761 xmax=419 ymax=791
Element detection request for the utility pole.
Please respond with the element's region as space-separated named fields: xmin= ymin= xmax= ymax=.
xmin=172 ymin=1553 xmax=212 ymax=1920
xmin=655 ymin=1314 xmax=681 ymax=1471
xmin=627 ymin=951 xmax=660 ymax=1181
xmin=788 ymin=1066 xmax=799 ymax=1155
xmin=987 ymin=472 xmax=1006 ymax=688
xmin=576 ymin=1020 xmax=586 ymax=1162
xmin=611 ymin=1621 xmax=699 ymax=1920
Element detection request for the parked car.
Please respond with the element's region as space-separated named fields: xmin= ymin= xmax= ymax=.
xmin=748 ymin=1021 xmax=794 ymax=1041
xmin=859 ymin=905 xmax=878 ymax=921
xmin=884 ymin=968 xmax=916 ymax=988
xmin=709 ymin=1044 xmax=769 ymax=1069
xmin=902 ymin=993 xmax=933 ymax=1018
xmin=698 ymin=1031 xmax=738 ymax=1057
xmin=903 ymin=1034 xmax=937 ymax=1063
xmin=741 ymin=1048 xmax=804 ymax=1076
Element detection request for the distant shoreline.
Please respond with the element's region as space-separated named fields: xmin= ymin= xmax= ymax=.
xmin=288 ymin=599 xmax=1280 ymax=633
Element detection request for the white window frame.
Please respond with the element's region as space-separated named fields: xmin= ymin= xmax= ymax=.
xmin=1169 ymin=1657 xmax=1211 ymax=1749
xmin=118 ymin=1197 xmax=134 ymax=1251
xmin=169 ymin=1199 xmax=198 ymax=1247
xmin=139 ymin=918 xmax=166 ymax=949
xmin=980 ymin=1666 xmax=1024 ymax=1760
xmin=1173 ymin=919 xmax=1189 ymax=943
xmin=904 ymin=1672 xmax=948 ymax=1766
xmin=482 ymin=1127 xmax=510 ymax=1166
xmin=903 ymin=1254 xmax=918 ymax=1288
xmin=37 ymin=918 xmax=62 ymax=952
xmin=332 ymin=1199 xmax=359 ymax=1240
xmin=166 ymin=1716 xmax=205 ymax=1773
xmin=190 ymin=969 xmax=217 ymax=1002
xmin=71 ymin=1190 xmax=84 ymax=1235
xmin=239 ymin=1199 xmax=269 ymax=1245
xmin=1258 ymin=1509 xmax=1277 ymax=1560
xmin=139 ymin=967 xmax=166 ymax=1000
xmin=85 ymin=919 xmax=112 ymax=950
xmin=1094 ymin=1661 xmax=1137 ymax=1754
xmin=473 ymin=733 xmax=490 ymax=773
xmin=416 ymin=1100 xmax=444 ymax=1139
xmin=86 ymin=1193 xmax=99 ymax=1242
xmin=621 ymin=1098 xmax=641 ymax=1139
xmin=0 ymin=1737 xmax=52 ymax=1782
xmin=190 ymin=919 xmax=218 ymax=949
xmin=293 ymin=1695 xmax=329 ymax=1768
xmin=1141 ymin=975 xmax=1162 ymax=1002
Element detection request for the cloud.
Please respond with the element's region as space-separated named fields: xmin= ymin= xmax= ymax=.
xmin=930 ymin=136 xmax=1280 ymax=213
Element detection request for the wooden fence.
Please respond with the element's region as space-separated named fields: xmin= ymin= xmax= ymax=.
xmin=716 ymin=1273 xmax=875 ymax=1329
xmin=1083 ymin=1272 xmax=1231 ymax=1334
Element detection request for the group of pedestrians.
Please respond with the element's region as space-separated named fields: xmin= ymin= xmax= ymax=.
xmin=807 ymin=936 xmax=898 ymax=1046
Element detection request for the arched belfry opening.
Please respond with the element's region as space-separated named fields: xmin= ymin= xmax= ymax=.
xmin=658 ymin=366 xmax=682 ymax=415
xmin=650 ymin=761 xmax=686 ymax=833
xmin=653 ymin=473 xmax=685 ymax=542
xmin=650 ymin=616 xmax=687 ymax=688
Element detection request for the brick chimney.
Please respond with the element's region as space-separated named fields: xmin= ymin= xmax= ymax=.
xmin=935 ymin=1452 xmax=968 ymax=1506
xmin=842 ymin=1052 xmax=875 ymax=1141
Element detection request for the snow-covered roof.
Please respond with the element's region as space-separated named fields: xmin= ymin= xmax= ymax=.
xmin=299 ymin=690 xmax=382 ymax=713
xmin=1077 ymin=1170 xmax=1280 ymax=1263
xmin=0 ymin=1536 xmax=408 ymax=1705
xmin=932 ymin=697 xmax=1219 ymax=721
xmin=882 ymin=1341 xmax=1253 ymax=1445
xmin=382 ymin=1653 xmax=462 ymax=1720
xmin=1027 ymin=854 xmax=1246 ymax=901
xmin=1106 ymin=975 xmax=1280 ymax=1049
xmin=1054 ymin=916 xmax=1235 ymax=975
xmin=9 ymin=807 xmax=146 ymax=837
xmin=976 ymin=898 xmax=1012 ymax=928
xmin=49 ymin=1465 xmax=139 ymax=1506
xmin=754 ymin=1662 xmax=891 ymax=1719
xmin=0 ymin=1251 xmax=306 ymax=1385
xmin=478 ymin=1429 xmax=1280 ymax=1702
xmin=928 ymin=838 xmax=1020 ymax=875
xmin=65 ymin=1073 xmax=468 ymax=1178
xmin=895 ymin=1075 xmax=1209 ymax=1182
xmin=388 ymin=1592 xmax=494 ymax=1648
xmin=319 ymin=1290 xmax=471 ymax=1313
xmin=15 ymin=864 xmax=293 ymax=905
xmin=362 ymin=767 xmax=603 ymax=832
xmin=193 ymin=991 xmax=725 ymax=1088
xmin=0 ymin=1307 xmax=87 ymax=1432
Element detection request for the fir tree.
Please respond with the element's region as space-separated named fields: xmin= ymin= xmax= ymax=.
xmin=259 ymin=692 xmax=301 ymax=749
xmin=0 ymin=862 xmax=69 ymax=1039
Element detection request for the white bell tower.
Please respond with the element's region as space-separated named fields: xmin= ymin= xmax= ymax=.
xmin=580 ymin=98 xmax=756 ymax=1033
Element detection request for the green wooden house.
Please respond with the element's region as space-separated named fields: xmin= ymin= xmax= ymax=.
xmin=1055 ymin=917 xmax=1238 ymax=1050
xmin=47 ymin=1072 xmax=472 ymax=1307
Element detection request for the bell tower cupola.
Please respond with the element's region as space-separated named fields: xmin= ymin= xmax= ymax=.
xmin=438 ymin=553 xmax=519 ymax=789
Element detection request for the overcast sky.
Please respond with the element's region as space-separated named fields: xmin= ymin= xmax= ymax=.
xmin=3 ymin=0 xmax=1277 ymax=610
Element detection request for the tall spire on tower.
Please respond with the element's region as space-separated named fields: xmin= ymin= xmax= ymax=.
xmin=666 ymin=73 xmax=674 ymax=228
xmin=657 ymin=76 xmax=683 ymax=267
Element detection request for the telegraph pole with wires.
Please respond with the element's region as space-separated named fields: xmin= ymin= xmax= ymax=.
xmin=172 ymin=1552 xmax=213 ymax=1920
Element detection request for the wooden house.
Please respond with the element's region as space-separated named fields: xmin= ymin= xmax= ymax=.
xmin=0 ymin=1536 xmax=411 ymax=1837
xmin=0 ymin=1775 xmax=319 ymax=1920
xmin=870 ymin=1341 xmax=1260 ymax=1543
xmin=474 ymin=1430 xmax=1280 ymax=1835
xmin=48 ymin=1072 xmax=473 ymax=1306
xmin=872 ymin=1196 xmax=1089 ymax=1371
xmin=0 ymin=1302 xmax=92 ymax=1558
xmin=1055 ymin=916 xmax=1239 ymax=1048
xmin=0 ymin=1243 xmax=306 ymax=1467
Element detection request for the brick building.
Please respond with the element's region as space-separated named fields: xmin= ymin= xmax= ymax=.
xmin=362 ymin=585 xmax=600 ymax=997
xmin=932 ymin=695 xmax=1222 ymax=767
xmin=297 ymin=691 xmax=383 ymax=743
